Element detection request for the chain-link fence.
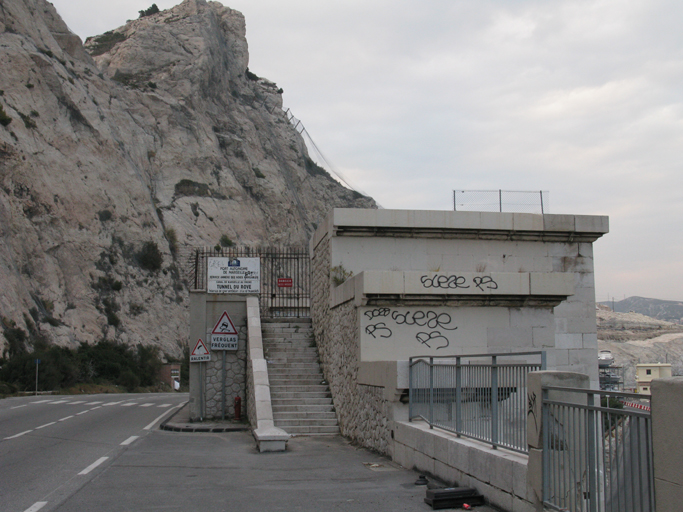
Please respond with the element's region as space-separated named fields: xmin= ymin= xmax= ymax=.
xmin=453 ymin=190 xmax=549 ymax=214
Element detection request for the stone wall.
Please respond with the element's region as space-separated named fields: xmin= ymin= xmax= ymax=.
xmin=312 ymin=235 xmax=392 ymax=453
xmin=202 ymin=324 xmax=247 ymax=419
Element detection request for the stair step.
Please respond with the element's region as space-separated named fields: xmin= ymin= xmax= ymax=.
xmin=272 ymin=397 xmax=333 ymax=406
xmin=274 ymin=411 xmax=337 ymax=420
xmin=275 ymin=418 xmax=340 ymax=427
xmin=282 ymin=426 xmax=341 ymax=435
xmin=270 ymin=391 xmax=332 ymax=399
xmin=272 ymin=404 xmax=335 ymax=413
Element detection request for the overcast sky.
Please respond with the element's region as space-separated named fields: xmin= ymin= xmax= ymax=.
xmin=49 ymin=0 xmax=683 ymax=303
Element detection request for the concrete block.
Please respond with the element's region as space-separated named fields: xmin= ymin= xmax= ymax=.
xmin=447 ymin=439 xmax=470 ymax=473
xmin=489 ymin=453 xmax=514 ymax=492
xmin=582 ymin=333 xmax=598 ymax=349
xmin=251 ymin=359 xmax=267 ymax=373
xmin=543 ymin=214 xmax=575 ymax=232
xmin=402 ymin=445 xmax=417 ymax=471
xmin=479 ymin=211 xmax=514 ymax=230
xmin=527 ymin=448 xmax=543 ymax=503
xmin=434 ymin=459 xmax=460 ymax=487
xmin=511 ymin=496 xmax=537 ymax=512
xmin=487 ymin=327 xmax=533 ymax=348
xmin=415 ymin=427 xmax=436 ymax=459
xmin=655 ymin=478 xmax=683 ymax=512
xmin=392 ymin=440 xmax=406 ymax=467
xmin=568 ymin=348 xmax=597 ymax=368
xmin=532 ymin=326 xmax=555 ymax=348
xmin=254 ymin=400 xmax=273 ymax=421
xmin=361 ymin=271 xmax=404 ymax=294
xmin=254 ymin=426 xmax=289 ymax=452
xmin=529 ymin=273 xmax=575 ymax=296
xmin=652 ymin=377 xmax=683 ymax=488
xmin=414 ymin=451 xmax=435 ymax=476
xmin=469 ymin=447 xmax=491 ymax=484
xmin=509 ymin=307 xmax=552 ymax=328
xmin=555 ymin=333 xmax=583 ymax=349
xmin=574 ymin=215 xmax=608 ymax=234
xmin=512 ymin=458 xmax=531 ymax=502
xmin=577 ymin=242 xmax=594 ymax=258
xmin=512 ymin=213 xmax=544 ymax=231
xmin=472 ymin=480 xmax=513 ymax=512
xmin=432 ymin=432 xmax=450 ymax=465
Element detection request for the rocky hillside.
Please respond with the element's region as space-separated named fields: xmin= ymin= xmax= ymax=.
xmin=0 ymin=0 xmax=374 ymax=357
xmin=599 ymin=296 xmax=683 ymax=324
xmin=597 ymin=306 xmax=683 ymax=388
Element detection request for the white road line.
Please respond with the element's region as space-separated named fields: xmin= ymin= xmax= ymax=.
xmin=23 ymin=501 xmax=48 ymax=512
xmin=90 ymin=406 xmax=102 ymax=410
xmin=140 ymin=403 xmax=155 ymax=407
xmin=76 ymin=410 xmax=89 ymax=415
xmin=78 ymin=456 xmax=109 ymax=475
xmin=32 ymin=399 xmax=52 ymax=404
xmin=4 ymin=430 xmax=33 ymax=440
xmin=58 ymin=415 xmax=74 ymax=422
xmin=36 ymin=422 xmax=56 ymax=430
xmin=11 ymin=404 xmax=28 ymax=409
xmin=68 ymin=401 xmax=86 ymax=405
xmin=103 ymin=401 xmax=124 ymax=407
xmin=50 ymin=400 xmax=68 ymax=404
xmin=121 ymin=403 xmax=136 ymax=407
xmin=85 ymin=401 xmax=102 ymax=405
xmin=144 ymin=404 xmax=183 ymax=431
xmin=158 ymin=404 xmax=172 ymax=408
xmin=120 ymin=436 xmax=139 ymax=446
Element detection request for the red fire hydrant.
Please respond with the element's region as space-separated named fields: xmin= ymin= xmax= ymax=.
xmin=234 ymin=396 xmax=241 ymax=421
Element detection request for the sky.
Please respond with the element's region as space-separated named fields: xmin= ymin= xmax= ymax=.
xmin=49 ymin=0 xmax=683 ymax=303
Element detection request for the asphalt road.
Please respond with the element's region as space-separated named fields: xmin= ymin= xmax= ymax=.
xmin=0 ymin=392 xmax=187 ymax=512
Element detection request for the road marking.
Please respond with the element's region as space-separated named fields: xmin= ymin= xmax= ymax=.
xmin=85 ymin=401 xmax=102 ymax=405
xmin=50 ymin=400 xmax=68 ymax=404
xmin=90 ymin=406 xmax=102 ymax=410
xmin=58 ymin=415 xmax=74 ymax=422
xmin=4 ymin=430 xmax=33 ymax=440
xmin=68 ymin=401 xmax=86 ymax=405
xmin=78 ymin=456 xmax=109 ymax=475
xmin=23 ymin=502 xmax=48 ymax=512
xmin=11 ymin=404 xmax=28 ymax=409
xmin=158 ymin=404 xmax=172 ymax=408
xmin=76 ymin=410 xmax=89 ymax=415
xmin=120 ymin=435 xmax=139 ymax=446
xmin=36 ymin=422 xmax=56 ymax=430
xmin=32 ymin=399 xmax=52 ymax=404
xmin=121 ymin=403 xmax=136 ymax=407
xmin=144 ymin=404 xmax=183 ymax=431
xmin=140 ymin=403 xmax=154 ymax=407
xmin=103 ymin=401 xmax=124 ymax=407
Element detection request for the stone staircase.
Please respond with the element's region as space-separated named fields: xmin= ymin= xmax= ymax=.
xmin=262 ymin=318 xmax=340 ymax=436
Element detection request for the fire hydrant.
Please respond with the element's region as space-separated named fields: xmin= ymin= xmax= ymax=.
xmin=234 ymin=396 xmax=241 ymax=421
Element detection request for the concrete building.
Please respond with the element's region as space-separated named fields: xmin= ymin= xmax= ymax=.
xmin=636 ymin=363 xmax=672 ymax=395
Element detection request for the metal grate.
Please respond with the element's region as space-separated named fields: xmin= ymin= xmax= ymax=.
xmin=182 ymin=246 xmax=310 ymax=318
xmin=454 ymin=190 xmax=549 ymax=214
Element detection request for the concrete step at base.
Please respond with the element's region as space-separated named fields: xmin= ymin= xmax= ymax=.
xmin=274 ymin=412 xmax=338 ymax=422
xmin=278 ymin=426 xmax=341 ymax=435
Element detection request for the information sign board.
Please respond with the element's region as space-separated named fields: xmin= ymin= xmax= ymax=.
xmin=190 ymin=338 xmax=211 ymax=362
xmin=277 ymin=278 xmax=293 ymax=288
xmin=210 ymin=311 xmax=238 ymax=351
xmin=208 ymin=257 xmax=260 ymax=294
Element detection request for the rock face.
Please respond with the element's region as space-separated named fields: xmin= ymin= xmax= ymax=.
xmin=0 ymin=0 xmax=374 ymax=356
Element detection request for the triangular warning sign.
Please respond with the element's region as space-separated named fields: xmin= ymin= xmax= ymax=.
xmin=212 ymin=311 xmax=238 ymax=335
xmin=191 ymin=338 xmax=210 ymax=356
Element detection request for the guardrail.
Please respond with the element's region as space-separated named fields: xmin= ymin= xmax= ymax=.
xmin=409 ymin=351 xmax=546 ymax=453
xmin=542 ymin=387 xmax=654 ymax=512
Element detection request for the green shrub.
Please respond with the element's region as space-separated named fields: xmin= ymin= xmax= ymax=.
xmin=219 ymin=234 xmax=234 ymax=248
xmin=165 ymin=228 xmax=178 ymax=254
xmin=19 ymin=112 xmax=36 ymax=129
xmin=330 ymin=264 xmax=353 ymax=286
xmin=98 ymin=209 xmax=113 ymax=221
xmin=137 ymin=241 xmax=163 ymax=271
xmin=245 ymin=68 xmax=259 ymax=81
xmin=88 ymin=31 xmax=127 ymax=57
xmin=174 ymin=179 xmax=210 ymax=197
xmin=139 ymin=3 xmax=160 ymax=18
xmin=0 ymin=105 xmax=13 ymax=127
xmin=253 ymin=168 xmax=265 ymax=179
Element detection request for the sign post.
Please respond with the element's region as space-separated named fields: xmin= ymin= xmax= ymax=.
xmin=35 ymin=359 xmax=40 ymax=395
xmin=190 ymin=339 xmax=210 ymax=420
xmin=209 ymin=311 xmax=239 ymax=419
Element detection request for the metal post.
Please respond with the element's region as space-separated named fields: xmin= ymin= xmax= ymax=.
xmin=429 ymin=357 xmax=434 ymax=429
xmin=35 ymin=359 xmax=39 ymax=395
xmin=408 ymin=358 xmax=413 ymax=421
xmin=199 ymin=362 xmax=204 ymax=421
xmin=455 ymin=356 xmax=462 ymax=435
xmin=542 ymin=388 xmax=550 ymax=504
xmin=540 ymin=190 xmax=545 ymax=214
xmin=221 ymin=351 xmax=226 ymax=420
xmin=499 ymin=189 xmax=502 ymax=212
xmin=587 ymin=393 xmax=598 ymax=512
xmin=491 ymin=355 xmax=498 ymax=448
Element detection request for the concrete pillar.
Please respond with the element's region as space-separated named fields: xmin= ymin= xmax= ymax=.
xmin=651 ymin=376 xmax=683 ymax=510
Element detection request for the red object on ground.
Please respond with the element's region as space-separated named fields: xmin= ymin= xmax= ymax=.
xmin=234 ymin=396 xmax=241 ymax=421
xmin=463 ymin=505 xmax=471 ymax=510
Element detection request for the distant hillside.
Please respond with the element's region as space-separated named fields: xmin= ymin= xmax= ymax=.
xmin=599 ymin=296 xmax=683 ymax=324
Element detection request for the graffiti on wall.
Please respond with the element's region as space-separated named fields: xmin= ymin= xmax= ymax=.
xmin=363 ymin=307 xmax=458 ymax=350
xmin=420 ymin=274 xmax=499 ymax=291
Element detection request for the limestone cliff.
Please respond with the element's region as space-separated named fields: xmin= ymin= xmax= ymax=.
xmin=0 ymin=0 xmax=374 ymax=356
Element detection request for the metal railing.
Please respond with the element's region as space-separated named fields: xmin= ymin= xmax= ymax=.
xmin=409 ymin=351 xmax=546 ymax=454
xmin=453 ymin=190 xmax=549 ymax=214
xmin=182 ymin=246 xmax=311 ymax=318
xmin=542 ymin=387 xmax=654 ymax=512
